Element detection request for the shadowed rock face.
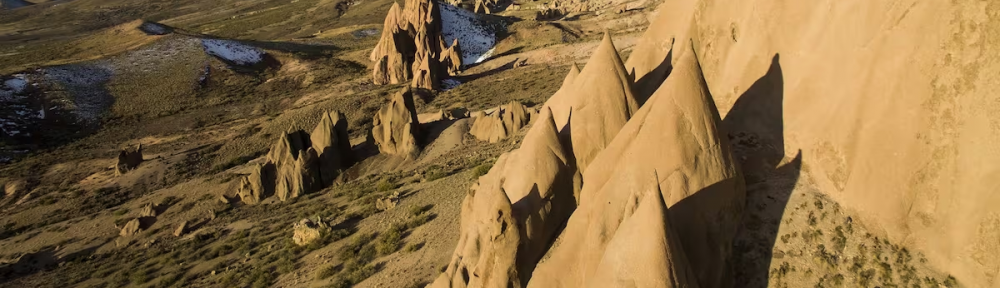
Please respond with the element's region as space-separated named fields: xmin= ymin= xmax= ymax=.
xmin=371 ymin=89 xmax=422 ymax=158
xmin=115 ymin=144 xmax=143 ymax=176
xmin=470 ymin=101 xmax=532 ymax=143
xmin=311 ymin=110 xmax=354 ymax=186
xmin=431 ymin=109 xmax=576 ymax=288
xmin=371 ymin=0 xmax=447 ymax=90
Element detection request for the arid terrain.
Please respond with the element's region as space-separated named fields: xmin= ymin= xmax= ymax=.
xmin=0 ymin=0 xmax=996 ymax=287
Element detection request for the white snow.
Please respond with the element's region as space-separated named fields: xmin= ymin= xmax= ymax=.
xmin=201 ymin=39 xmax=264 ymax=65
xmin=442 ymin=78 xmax=462 ymax=90
xmin=440 ymin=3 xmax=497 ymax=64
xmin=4 ymin=77 xmax=27 ymax=93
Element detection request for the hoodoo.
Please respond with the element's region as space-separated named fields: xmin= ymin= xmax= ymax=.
xmin=528 ymin=42 xmax=744 ymax=288
xmin=371 ymin=89 xmax=423 ymax=158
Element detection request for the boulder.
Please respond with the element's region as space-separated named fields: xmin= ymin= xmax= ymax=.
xmin=173 ymin=221 xmax=188 ymax=237
xmin=138 ymin=203 xmax=156 ymax=218
xmin=371 ymin=89 xmax=422 ymax=158
xmin=376 ymin=191 xmax=401 ymax=211
xmin=311 ymin=110 xmax=354 ymax=186
xmin=371 ymin=3 xmax=414 ymax=85
xmin=115 ymin=144 xmax=143 ymax=176
xmin=470 ymin=101 xmax=531 ymax=143
xmin=527 ymin=42 xmax=744 ymax=288
xmin=120 ymin=219 xmax=141 ymax=238
xmin=292 ymin=218 xmax=328 ymax=246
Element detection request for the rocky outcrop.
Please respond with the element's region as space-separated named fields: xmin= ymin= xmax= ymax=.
xmin=376 ymin=191 xmax=401 ymax=211
xmin=311 ymin=111 xmax=354 ymax=186
xmin=371 ymin=3 xmax=413 ymax=85
xmin=270 ymin=131 xmax=321 ymax=201
xmin=292 ymin=218 xmax=328 ymax=246
xmin=371 ymin=0 xmax=448 ymax=90
xmin=120 ymin=219 xmax=141 ymax=238
xmin=430 ymin=109 xmax=575 ymax=288
xmin=412 ymin=50 xmax=442 ymax=90
xmin=173 ymin=221 xmax=188 ymax=237
xmin=439 ymin=39 xmax=463 ymax=76
xmin=237 ymin=163 xmax=273 ymax=204
xmin=371 ymin=89 xmax=422 ymax=158
xmin=470 ymin=101 xmax=532 ymax=143
xmin=527 ymin=42 xmax=744 ymax=288
xmin=237 ymin=110 xmax=355 ymax=203
xmin=473 ymin=0 xmax=492 ymax=14
xmin=115 ymin=144 xmax=143 ymax=176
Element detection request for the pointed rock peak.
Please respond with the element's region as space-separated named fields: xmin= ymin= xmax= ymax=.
xmin=563 ymin=63 xmax=581 ymax=88
xmin=589 ymin=31 xmax=625 ymax=71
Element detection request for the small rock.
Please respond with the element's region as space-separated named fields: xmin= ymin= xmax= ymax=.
xmin=173 ymin=221 xmax=188 ymax=237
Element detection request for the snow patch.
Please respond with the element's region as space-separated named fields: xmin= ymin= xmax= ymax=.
xmin=201 ymin=39 xmax=265 ymax=65
xmin=442 ymin=78 xmax=462 ymax=90
xmin=440 ymin=3 xmax=497 ymax=64
xmin=139 ymin=22 xmax=172 ymax=35
xmin=4 ymin=77 xmax=27 ymax=93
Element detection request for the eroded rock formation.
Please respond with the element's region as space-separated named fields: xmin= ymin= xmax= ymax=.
xmin=566 ymin=32 xmax=639 ymax=173
xmin=528 ymin=42 xmax=744 ymax=288
xmin=430 ymin=108 xmax=575 ymax=288
xmin=311 ymin=110 xmax=354 ymax=186
xmin=470 ymin=101 xmax=532 ymax=143
xmin=237 ymin=110 xmax=355 ymax=203
xmin=115 ymin=144 xmax=143 ymax=176
xmin=371 ymin=89 xmax=422 ymax=158
xmin=439 ymin=39 xmax=463 ymax=76
xmin=371 ymin=0 xmax=449 ymax=90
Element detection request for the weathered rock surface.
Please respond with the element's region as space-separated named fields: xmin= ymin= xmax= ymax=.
xmin=566 ymin=32 xmax=639 ymax=173
xmin=371 ymin=0 xmax=447 ymax=89
xmin=431 ymin=109 xmax=575 ymax=288
xmin=269 ymin=131 xmax=321 ymax=201
xmin=470 ymin=101 xmax=531 ymax=143
xmin=292 ymin=218 xmax=327 ymax=246
xmin=528 ymin=42 xmax=744 ymax=288
xmin=115 ymin=144 xmax=143 ymax=176
xmin=439 ymin=39 xmax=463 ymax=76
xmin=120 ymin=219 xmax=141 ymax=238
xmin=311 ymin=110 xmax=354 ymax=186
xmin=237 ymin=163 xmax=273 ymax=204
xmin=371 ymin=89 xmax=422 ymax=158
xmin=376 ymin=191 xmax=401 ymax=211
xmin=173 ymin=221 xmax=188 ymax=237
xmin=371 ymin=3 xmax=413 ymax=85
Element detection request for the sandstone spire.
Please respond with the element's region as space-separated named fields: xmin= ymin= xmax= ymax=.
xmin=568 ymin=31 xmax=639 ymax=173
xmin=431 ymin=108 xmax=575 ymax=288
xmin=371 ymin=89 xmax=422 ymax=158
xmin=311 ymin=110 xmax=354 ymax=186
xmin=527 ymin=42 xmax=744 ymax=288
